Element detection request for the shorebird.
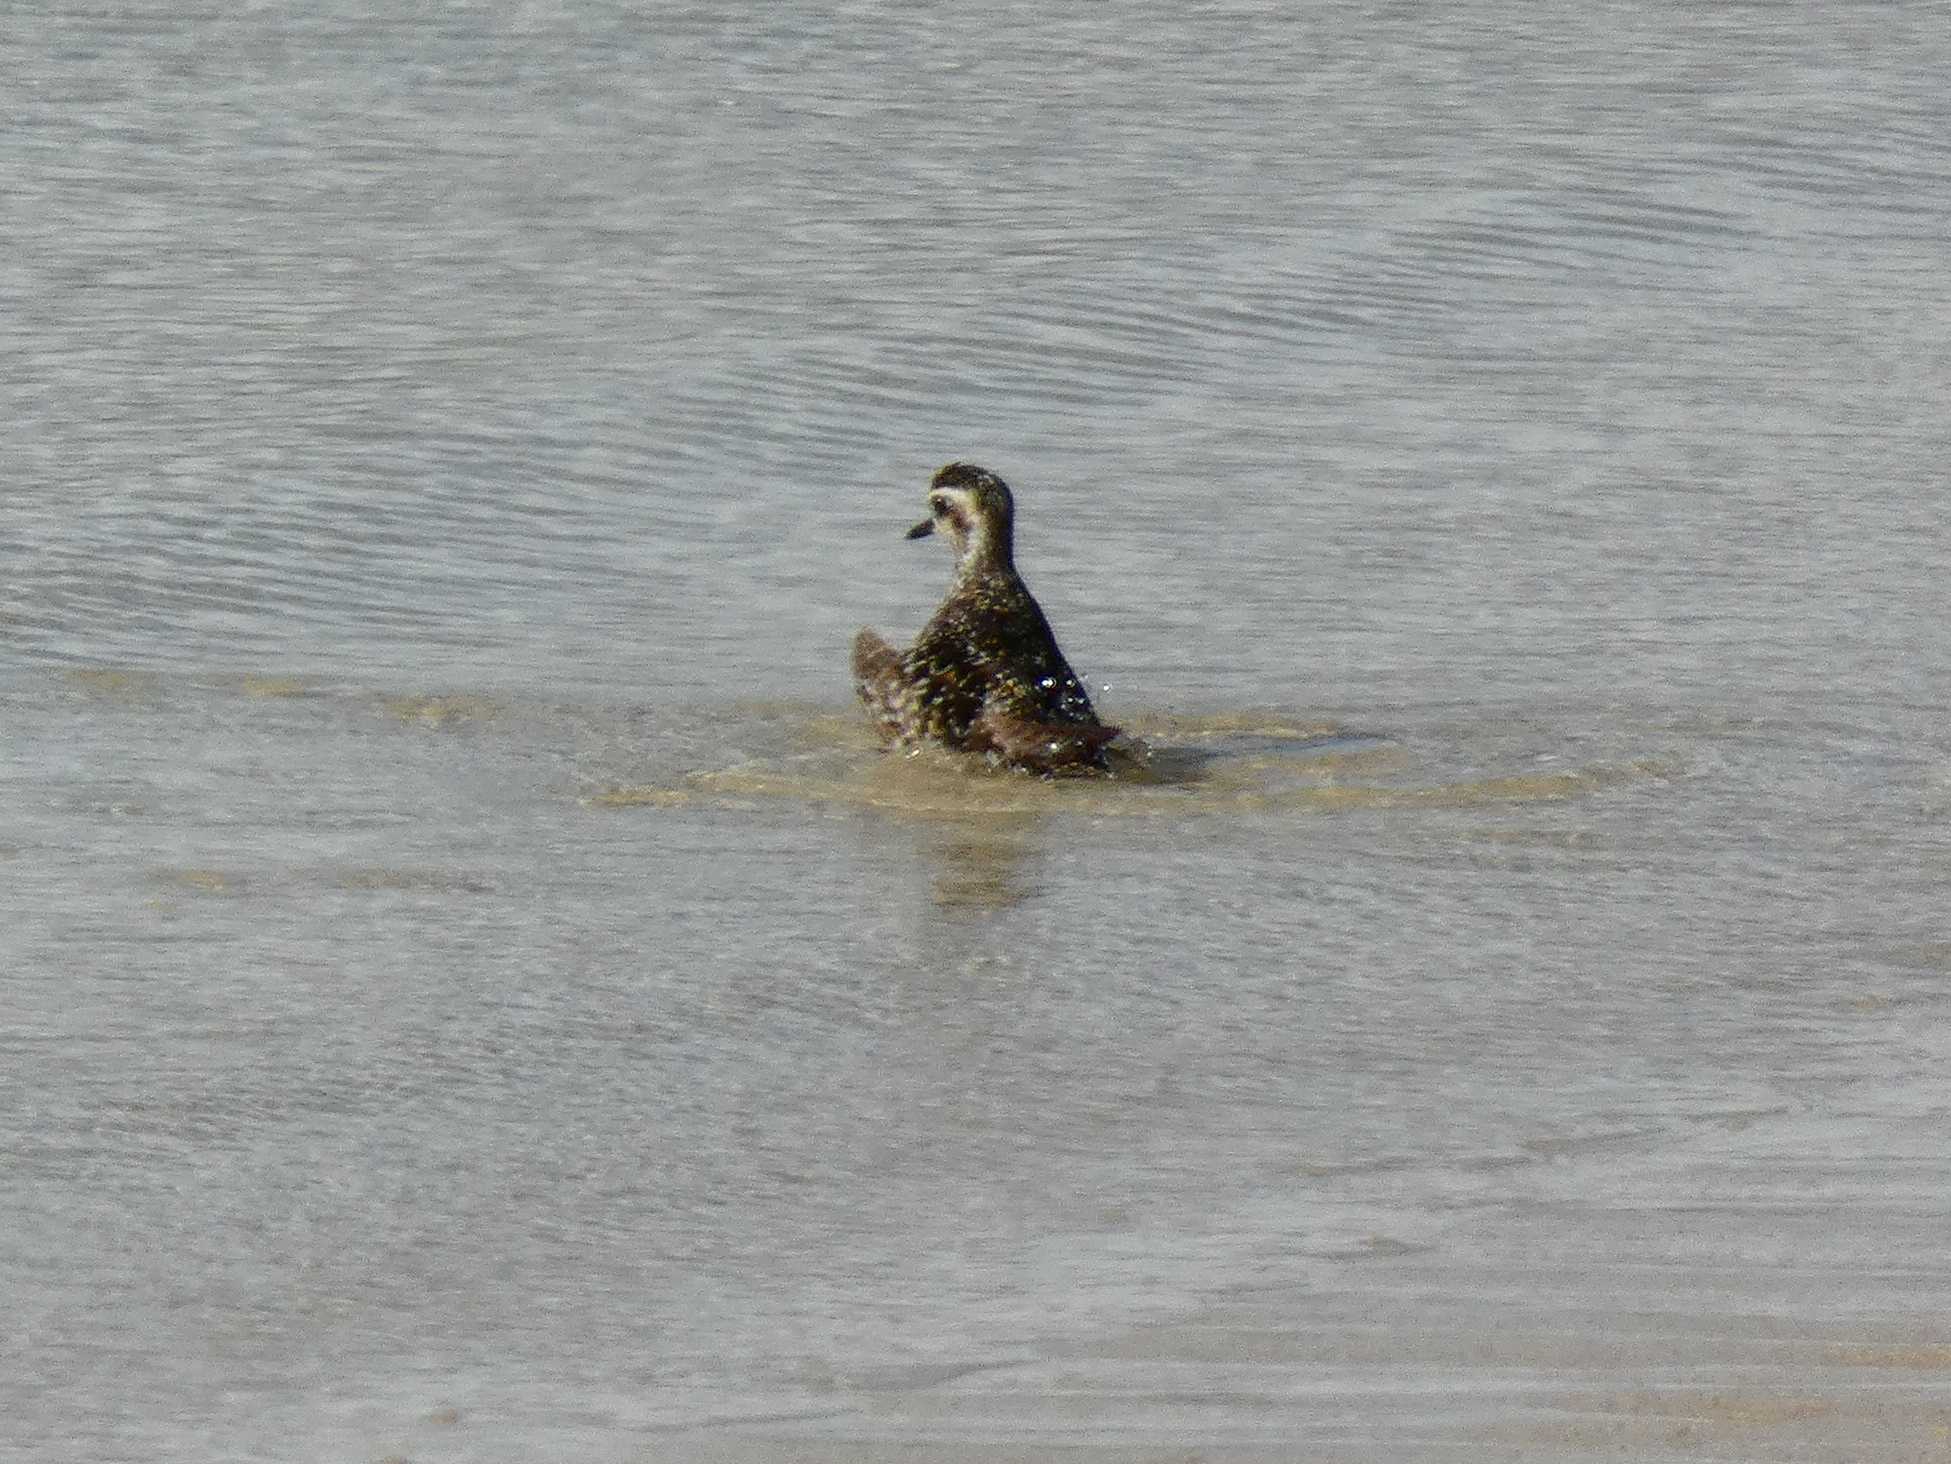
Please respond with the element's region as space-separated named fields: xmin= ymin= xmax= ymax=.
xmin=853 ymin=463 xmax=1119 ymax=775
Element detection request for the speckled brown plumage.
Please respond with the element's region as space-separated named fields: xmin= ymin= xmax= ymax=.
xmin=853 ymin=463 xmax=1118 ymax=775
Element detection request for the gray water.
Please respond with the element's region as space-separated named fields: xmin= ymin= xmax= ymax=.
xmin=5 ymin=4 xmax=1950 ymax=1461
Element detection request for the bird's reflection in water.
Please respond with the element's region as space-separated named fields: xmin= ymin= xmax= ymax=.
xmin=925 ymin=819 xmax=1040 ymax=912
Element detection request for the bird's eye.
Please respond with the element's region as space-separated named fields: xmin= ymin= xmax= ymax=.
xmin=930 ymin=496 xmax=949 ymax=515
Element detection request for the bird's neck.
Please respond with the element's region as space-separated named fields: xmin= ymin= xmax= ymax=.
xmin=956 ymin=520 xmax=1015 ymax=579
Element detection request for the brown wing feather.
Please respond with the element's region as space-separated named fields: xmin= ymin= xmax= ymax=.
xmin=968 ymin=706 xmax=1120 ymax=774
xmin=851 ymin=628 xmax=910 ymax=745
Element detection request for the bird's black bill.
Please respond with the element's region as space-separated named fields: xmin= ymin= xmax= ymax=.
xmin=905 ymin=519 xmax=934 ymax=540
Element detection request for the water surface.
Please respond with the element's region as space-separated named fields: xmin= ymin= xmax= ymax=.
xmin=5 ymin=3 xmax=1949 ymax=1460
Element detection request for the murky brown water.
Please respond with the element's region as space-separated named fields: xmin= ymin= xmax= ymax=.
xmin=5 ymin=3 xmax=1949 ymax=1461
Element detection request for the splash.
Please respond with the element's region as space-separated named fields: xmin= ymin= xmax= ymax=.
xmin=585 ymin=707 xmax=1673 ymax=820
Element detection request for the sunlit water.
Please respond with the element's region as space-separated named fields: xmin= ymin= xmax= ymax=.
xmin=5 ymin=4 xmax=1949 ymax=1461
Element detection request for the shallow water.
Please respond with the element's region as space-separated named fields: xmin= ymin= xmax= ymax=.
xmin=6 ymin=3 xmax=1951 ymax=1461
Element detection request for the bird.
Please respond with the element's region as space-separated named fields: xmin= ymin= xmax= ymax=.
xmin=853 ymin=463 xmax=1120 ymax=775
